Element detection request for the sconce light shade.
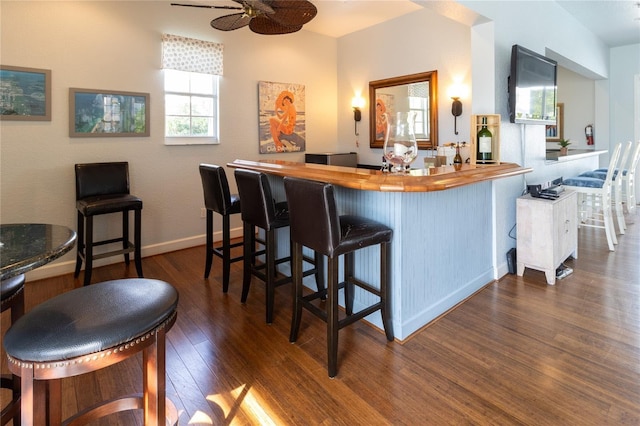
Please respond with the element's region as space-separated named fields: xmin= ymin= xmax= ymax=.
xmin=451 ymin=97 xmax=462 ymax=117
xmin=352 ymin=96 xmax=364 ymax=136
xmin=353 ymin=107 xmax=362 ymax=122
xmin=451 ymin=97 xmax=463 ymax=135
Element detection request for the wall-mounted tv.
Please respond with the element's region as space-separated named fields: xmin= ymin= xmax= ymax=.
xmin=508 ymin=44 xmax=557 ymax=125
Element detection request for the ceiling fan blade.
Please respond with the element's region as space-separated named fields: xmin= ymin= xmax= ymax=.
xmin=232 ymin=0 xmax=274 ymax=14
xmin=265 ymin=0 xmax=317 ymax=27
xmin=249 ymin=15 xmax=302 ymax=35
xmin=171 ymin=3 xmax=241 ymax=10
xmin=211 ymin=13 xmax=251 ymax=31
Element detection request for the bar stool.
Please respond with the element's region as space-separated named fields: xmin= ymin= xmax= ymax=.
xmin=564 ymin=142 xmax=622 ymax=252
xmin=74 ymin=162 xmax=143 ymax=286
xmin=1 ymin=274 xmax=25 ymax=425
xmin=234 ymin=169 xmax=323 ymax=324
xmin=3 ymin=278 xmax=178 ymax=425
xmin=199 ymin=164 xmax=244 ymax=292
xmin=578 ymin=141 xmax=632 ymax=234
xmin=283 ymin=176 xmax=394 ymax=377
xmin=622 ymin=141 xmax=640 ymax=215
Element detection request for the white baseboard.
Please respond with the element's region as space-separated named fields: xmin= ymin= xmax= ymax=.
xmin=25 ymin=227 xmax=243 ymax=282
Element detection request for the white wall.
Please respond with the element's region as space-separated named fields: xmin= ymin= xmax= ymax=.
xmin=0 ymin=1 xmax=337 ymax=278
xmin=335 ymin=8 xmax=472 ymax=166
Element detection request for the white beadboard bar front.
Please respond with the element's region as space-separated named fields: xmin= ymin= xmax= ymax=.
xmin=229 ymin=160 xmax=530 ymax=341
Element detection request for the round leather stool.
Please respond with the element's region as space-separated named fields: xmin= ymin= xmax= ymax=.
xmin=1 ymin=274 xmax=25 ymax=425
xmin=3 ymin=278 xmax=178 ymax=425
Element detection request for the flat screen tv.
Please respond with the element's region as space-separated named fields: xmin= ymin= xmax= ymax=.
xmin=508 ymin=44 xmax=558 ymax=125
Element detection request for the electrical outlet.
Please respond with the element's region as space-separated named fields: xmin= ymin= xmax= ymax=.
xmin=201 ymin=208 xmax=206 ymax=218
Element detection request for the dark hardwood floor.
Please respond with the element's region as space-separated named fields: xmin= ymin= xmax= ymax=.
xmin=2 ymin=210 xmax=640 ymax=425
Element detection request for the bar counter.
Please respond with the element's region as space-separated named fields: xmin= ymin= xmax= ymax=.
xmin=229 ymin=159 xmax=531 ymax=340
xmin=229 ymin=159 xmax=531 ymax=192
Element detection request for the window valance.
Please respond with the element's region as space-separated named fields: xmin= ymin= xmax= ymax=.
xmin=162 ymin=34 xmax=224 ymax=76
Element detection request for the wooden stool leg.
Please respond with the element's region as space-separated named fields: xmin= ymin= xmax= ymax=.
xmin=344 ymin=252 xmax=354 ymax=316
xmin=19 ymin=366 xmax=48 ymax=425
xmin=74 ymin=211 xmax=84 ymax=278
xmin=327 ymin=256 xmax=340 ymax=378
xmin=204 ymin=210 xmax=214 ymax=279
xmin=123 ymin=210 xmax=131 ymax=265
xmin=289 ymin=242 xmax=304 ymax=342
xmin=47 ymin=379 xmax=62 ymax=426
xmin=380 ymin=242 xmax=394 ymax=342
xmin=143 ymin=329 xmax=167 ymax=426
xmin=265 ymin=230 xmax=276 ymax=324
xmin=84 ymin=216 xmax=94 ymax=286
xmin=222 ymin=214 xmax=231 ymax=292
xmin=241 ymin=223 xmax=253 ymax=302
xmin=134 ymin=209 xmax=143 ymax=278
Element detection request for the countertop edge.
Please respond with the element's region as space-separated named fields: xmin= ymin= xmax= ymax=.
xmin=228 ymin=159 xmax=532 ymax=192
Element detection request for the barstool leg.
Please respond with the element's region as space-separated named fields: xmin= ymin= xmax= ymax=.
xmin=344 ymin=252 xmax=354 ymax=316
xmin=204 ymin=210 xmax=214 ymax=279
xmin=289 ymin=241 xmax=303 ymax=342
xmin=314 ymin=252 xmax=325 ymax=296
xmin=327 ymin=256 xmax=340 ymax=378
xmin=143 ymin=329 xmax=166 ymax=426
xmin=241 ymin=223 xmax=254 ymax=303
xmin=134 ymin=208 xmax=143 ymax=278
xmin=123 ymin=211 xmax=131 ymax=265
xmin=380 ymin=242 xmax=394 ymax=342
xmin=222 ymin=214 xmax=231 ymax=292
xmin=84 ymin=216 xmax=94 ymax=286
xmin=48 ymin=379 xmax=62 ymax=425
xmin=74 ymin=211 xmax=84 ymax=278
xmin=265 ymin=229 xmax=276 ymax=324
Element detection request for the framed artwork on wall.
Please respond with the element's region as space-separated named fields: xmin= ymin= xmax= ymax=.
xmin=69 ymin=88 xmax=149 ymax=137
xmin=0 ymin=65 xmax=52 ymax=121
xmin=546 ymin=102 xmax=564 ymax=142
xmin=258 ymin=81 xmax=305 ymax=153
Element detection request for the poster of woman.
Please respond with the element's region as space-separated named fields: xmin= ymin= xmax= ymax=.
xmin=258 ymin=81 xmax=306 ymax=153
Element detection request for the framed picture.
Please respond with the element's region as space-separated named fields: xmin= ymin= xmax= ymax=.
xmin=546 ymin=102 xmax=564 ymax=142
xmin=0 ymin=65 xmax=51 ymax=121
xmin=258 ymin=81 xmax=305 ymax=153
xmin=69 ymin=88 xmax=149 ymax=137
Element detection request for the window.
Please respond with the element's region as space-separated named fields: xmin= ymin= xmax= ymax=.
xmin=164 ymin=69 xmax=218 ymax=141
xmin=161 ymin=34 xmax=223 ymax=145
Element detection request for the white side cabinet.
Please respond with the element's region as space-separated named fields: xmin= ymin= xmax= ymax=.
xmin=516 ymin=190 xmax=578 ymax=285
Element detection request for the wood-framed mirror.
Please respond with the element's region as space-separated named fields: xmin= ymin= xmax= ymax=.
xmin=369 ymin=70 xmax=438 ymax=149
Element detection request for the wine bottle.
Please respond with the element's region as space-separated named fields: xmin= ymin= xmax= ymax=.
xmin=453 ymin=143 xmax=462 ymax=164
xmin=477 ymin=117 xmax=492 ymax=163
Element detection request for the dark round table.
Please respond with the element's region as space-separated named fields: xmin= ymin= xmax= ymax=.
xmin=0 ymin=223 xmax=77 ymax=281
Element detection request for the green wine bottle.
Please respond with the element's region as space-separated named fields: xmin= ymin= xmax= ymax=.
xmin=477 ymin=117 xmax=492 ymax=163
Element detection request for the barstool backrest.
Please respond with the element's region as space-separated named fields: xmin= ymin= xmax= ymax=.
xmin=284 ymin=177 xmax=340 ymax=257
xmin=200 ymin=164 xmax=233 ymax=215
xmin=628 ymin=141 xmax=640 ymax=176
xmin=75 ymin=162 xmax=130 ymax=200
xmin=234 ymin=169 xmax=279 ymax=231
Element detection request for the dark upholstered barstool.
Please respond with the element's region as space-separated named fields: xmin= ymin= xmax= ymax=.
xmin=284 ymin=177 xmax=394 ymax=377
xmin=1 ymin=274 xmax=25 ymax=425
xmin=74 ymin=162 xmax=143 ymax=286
xmin=199 ymin=164 xmax=244 ymax=292
xmin=3 ymin=278 xmax=178 ymax=425
xmin=234 ymin=169 xmax=323 ymax=324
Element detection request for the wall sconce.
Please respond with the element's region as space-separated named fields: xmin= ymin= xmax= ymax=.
xmin=451 ymin=97 xmax=462 ymax=135
xmin=352 ymin=96 xmax=364 ymax=136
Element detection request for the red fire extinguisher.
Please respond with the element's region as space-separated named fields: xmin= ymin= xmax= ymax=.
xmin=585 ymin=125 xmax=594 ymax=145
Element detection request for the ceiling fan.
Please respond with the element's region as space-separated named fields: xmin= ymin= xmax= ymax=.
xmin=171 ymin=0 xmax=317 ymax=35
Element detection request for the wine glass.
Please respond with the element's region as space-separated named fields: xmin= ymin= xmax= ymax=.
xmin=383 ymin=111 xmax=418 ymax=173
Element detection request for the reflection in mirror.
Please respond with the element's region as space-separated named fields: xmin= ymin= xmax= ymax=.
xmin=369 ymin=71 xmax=438 ymax=149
